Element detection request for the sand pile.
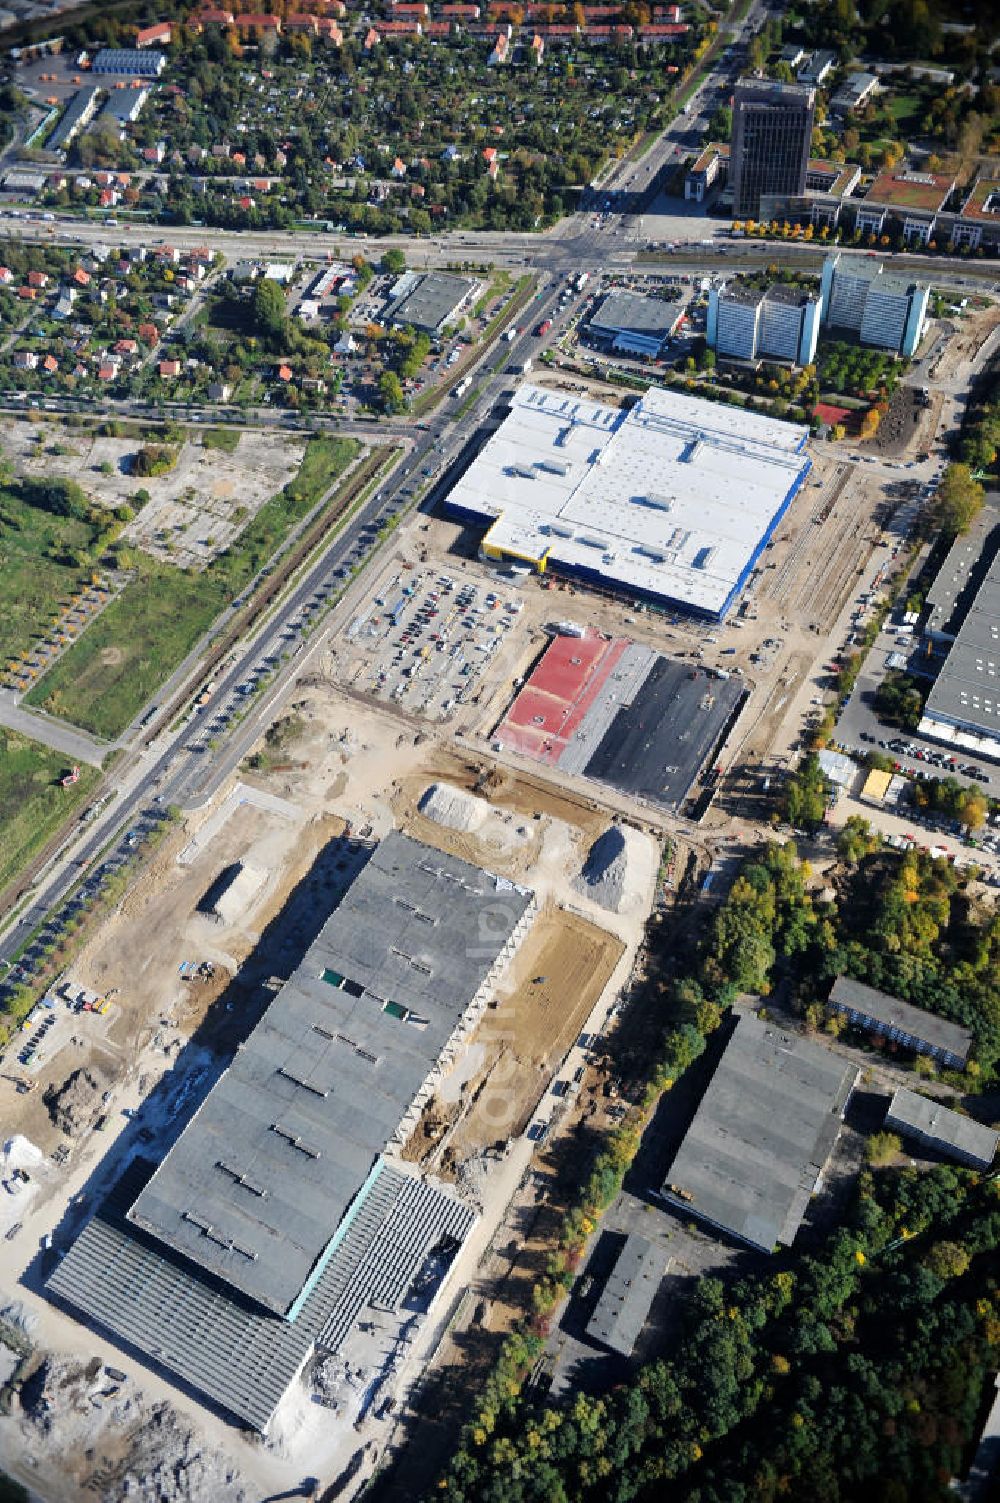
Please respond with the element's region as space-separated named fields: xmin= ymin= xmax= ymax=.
xmin=572 ymin=825 xmax=658 ymax=914
xmin=419 ymin=783 xmax=489 ymax=833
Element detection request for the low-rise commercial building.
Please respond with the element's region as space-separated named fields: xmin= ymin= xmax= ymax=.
xmin=47 ymin=84 xmax=100 ymax=151
xmin=585 ymin=1234 xmax=664 ymax=1357
xmin=919 ymin=549 xmax=1000 ymax=763
xmin=797 ymin=48 xmax=836 ymax=85
xmin=830 ymin=71 xmax=879 ymax=114
xmin=383 ymin=270 xmax=477 ymax=334
xmin=96 ymin=87 xmax=149 ymax=134
xmin=659 ymin=1013 xmax=858 ymax=1253
xmin=588 ymin=288 xmax=685 ymax=357
xmin=923 ymin=504 xmax=1000 ymax=643
xmin=885 ymin=1088 xmax=998 ymax=1170
xmin=828 ymin=976 xmax=972 ymax=1070
xmin=443 ymin=382 xmax=812 ymax=620
xmin=92 ymin=47 xmax=167 ymax=75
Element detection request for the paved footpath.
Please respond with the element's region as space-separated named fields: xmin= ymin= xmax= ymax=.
xmin=0 ymin=689 xmax=106 ymax=767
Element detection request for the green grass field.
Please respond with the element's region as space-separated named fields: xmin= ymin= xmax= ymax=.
xmin=0 ymin=484 xmax=101 ymax=670
xmin=0 ymin=731 xmax=100 ymax=892
xmin=201 ymin=427 xmax=242 ymax=453
xmin=25 ymin=437 xmax=359 ymax=738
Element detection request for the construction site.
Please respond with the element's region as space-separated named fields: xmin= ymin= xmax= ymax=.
xmin=0 ymin=663 xmax=660 ymax=1500
xmin=1 ymin=317 xmax=989 ymax=1500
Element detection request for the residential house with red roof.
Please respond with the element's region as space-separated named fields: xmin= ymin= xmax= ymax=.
xmin=136 ymin=21 xmax=172 ymax=46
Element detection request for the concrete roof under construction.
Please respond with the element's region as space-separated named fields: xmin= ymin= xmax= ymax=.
xmin=128 ymin=831 xmax=533 ymax=1316
xmin=443 ymin=384 xmax=811 ymax=619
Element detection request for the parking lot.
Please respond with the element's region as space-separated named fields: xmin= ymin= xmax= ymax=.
xmin=860 ymin=731 xmax=992 ymax=787
xmin=13 ymin=975 xmax=116 ymax=1078
xmin=0 ymin=806 xmax=168 ymax=984
xmin=340 ymin=566 xmax=526 ymax=721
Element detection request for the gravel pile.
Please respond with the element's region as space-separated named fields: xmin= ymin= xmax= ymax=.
xmin=419 ymin=783 xmax=489 ymax=834
xmin=573 ymin=825 xmax=655 ymax=914
xmin=44 ymin=1067 xmax=108 ymax=1138
xmin=18 ymin=1357 xmax=247 ymax=1503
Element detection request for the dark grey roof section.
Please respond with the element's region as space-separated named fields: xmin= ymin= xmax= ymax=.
xmin=590 ymin=290 xmax=682 ymax=341
xmin=765 ymin=282 xmax=811 ymax=307
xmin=922 ymin=545 xmax=1000 ymax=749
xmin=48 ymin=85 xmax=100 ymax=150
xmin=585 ymin=1234 xmax=664 ymax=1357
xmin=98 ymin=86 xmax=147 ymax=124
xmin=661 ymin=1013 xmax=857 ymax=1253
xmin=924 ymin=506 xmax=1000 ymax=640
xmin=829 ymin=976 xmax=973 ymax=1065
xmin=717 ymin=282 xmax=765 ymax=306
xmin=384 ymin=272 xmax=475 ymax=333
xmin=886 ymin=1087 xmax=999 ymax=1169
xmin=48 ymin=1156 xmax=474 ymax=1433
xmin=128 ymin=831 xmax=531 ymax=1315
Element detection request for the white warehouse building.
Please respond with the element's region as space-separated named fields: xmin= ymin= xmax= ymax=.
xmin=442 ymin=384 xmax=812 ymax=620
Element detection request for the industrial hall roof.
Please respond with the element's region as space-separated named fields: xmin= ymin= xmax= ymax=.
xmin=128 ymin=831 xmax=532 ymax=1315
xmin=661 ymin=1012 xmax=857 ymax=1252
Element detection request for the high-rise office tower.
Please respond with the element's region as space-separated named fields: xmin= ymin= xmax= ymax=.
xmin=731 ymin=78 xmax=816 ymax=220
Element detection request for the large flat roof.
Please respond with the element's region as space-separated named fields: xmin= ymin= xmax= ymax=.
xmin=496 ymin=634 xmax=744 ymax=808
xmin=590 ymin=289 xmax=682 ymax=341
xmin=924 ymin=505 xmax=999 ymax=638
xmin=585 ymin=1233 xmax=664 ymax=1357
xmin=829 ymin=976 xmax=972 ymax=1064
xmin=444 ymin=384 xmax=811 ymax=619
xmin=864 ymin=170 xmax=954 ymax=213
xmin=887 ymin=1088 xmax=998 ymax=1168
xmin=661 ymin=1013 xmax=857 ymax=1253
xmin=384 ymin=271 xmax=475 ymax=332
xmin=922 ymin=547 xmax=1000 ymax=748
xmin=128 ymin=831 xmax=532 ymax=1315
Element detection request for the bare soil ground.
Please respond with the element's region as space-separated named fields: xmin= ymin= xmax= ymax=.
xmin=450 ymin=904 xmax=623 ymax=1153
xmin=0 ymin=418 xmax=304 ymax=569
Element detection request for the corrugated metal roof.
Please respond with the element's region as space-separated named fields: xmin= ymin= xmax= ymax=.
xmin=48 ymin=1155 xmax=474 ymax=1432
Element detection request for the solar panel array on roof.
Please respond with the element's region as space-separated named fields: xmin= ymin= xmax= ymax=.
xmin=127 ymin=831 xmax=533 ymax=1315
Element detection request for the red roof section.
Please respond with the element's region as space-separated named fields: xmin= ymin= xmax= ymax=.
xmin=497 ymin=634 xmax=631 ymax=765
